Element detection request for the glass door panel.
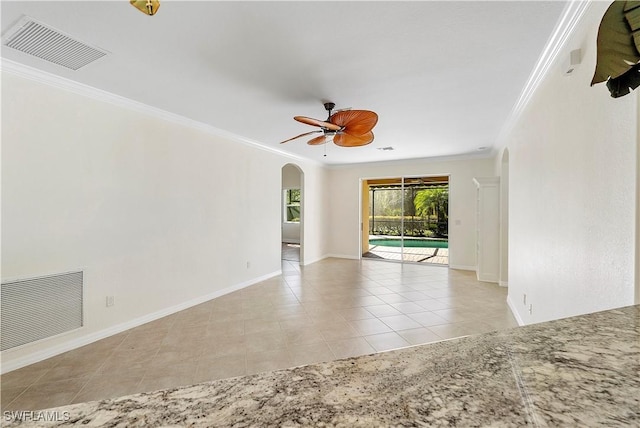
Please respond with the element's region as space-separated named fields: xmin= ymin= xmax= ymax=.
xmin=364 ymin=176 xmax=449 ymax=266
xmin=365 ymin=177 xmax=404 ymax=262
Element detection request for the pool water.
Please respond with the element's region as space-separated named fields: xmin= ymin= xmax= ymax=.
xmin=369 ymin=238 xmax=448 ymax=249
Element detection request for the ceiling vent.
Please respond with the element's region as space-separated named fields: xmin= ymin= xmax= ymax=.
xmin=2 ymin=16 xmax=108 ymax=70
xmin=377 ymin=146 xmax=395 ymax=151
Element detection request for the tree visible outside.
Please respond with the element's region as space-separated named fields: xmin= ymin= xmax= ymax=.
xmin=414 ymin=188 xmax=448 ymax=237
xmin=285 ymin=189 xmax=300 ymax=222
xmin=369 ymin=186 xmax=448 ymax=238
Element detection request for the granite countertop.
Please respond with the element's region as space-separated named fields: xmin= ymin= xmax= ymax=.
xmin=6 ymin=305 xmax=639 ymax=427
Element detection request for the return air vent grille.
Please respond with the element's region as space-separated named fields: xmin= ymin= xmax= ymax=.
xmin=1 ymin=271 xmax=83 ymax=351
xmin=2 ymin=17 xmax=107 ymax=70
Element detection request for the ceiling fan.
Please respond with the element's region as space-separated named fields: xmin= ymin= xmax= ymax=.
xmin=280 ymin=102 xmax=378 ymax=147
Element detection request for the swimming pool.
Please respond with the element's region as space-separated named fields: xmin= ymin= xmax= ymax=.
xmin=369 ymin=238 xmax=448 ymax=249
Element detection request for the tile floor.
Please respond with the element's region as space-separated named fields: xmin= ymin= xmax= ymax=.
xmin=1 ymin=257 xmax=518 ymax=411
xmin=281 ymin=242 xmax=300 ymax=262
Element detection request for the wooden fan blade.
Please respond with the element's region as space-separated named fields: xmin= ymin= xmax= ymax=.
xmin=280 ymin=130 xmax=321 ymax=144
xmin=294 ymin=116 xmax=341 ymax=131
xmin=333 ymin=131 xmax=374 ymax=147
xmin=330 ymin=110 xmax=378 ymax=136
xmin=307 ymin=135 xmax=329 ymax=145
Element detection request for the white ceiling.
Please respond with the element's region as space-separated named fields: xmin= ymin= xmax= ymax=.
xmin=1 ymin=1 xmax=568 ymax=165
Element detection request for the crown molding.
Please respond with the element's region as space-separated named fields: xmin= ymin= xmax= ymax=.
xmin=496 ymin=0 xmax=592 ymax=147
xmin=326 ymin=149 xmax=495 ymax=170
xmin=0 ymin=58 xmax=323 ymax=167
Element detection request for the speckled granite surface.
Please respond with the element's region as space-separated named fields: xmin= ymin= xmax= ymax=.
xmin=5 ymin=305 xmax=639 ymax=427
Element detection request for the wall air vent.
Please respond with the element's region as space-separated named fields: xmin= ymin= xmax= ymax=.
xmin=1 ymin=271 xmax=83 ymax=351
xmin=2 ymin=16 xmax=108 ymax=70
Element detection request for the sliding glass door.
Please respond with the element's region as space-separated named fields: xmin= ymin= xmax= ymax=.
xmin=363 ymin=176 xmax=449 ymax=265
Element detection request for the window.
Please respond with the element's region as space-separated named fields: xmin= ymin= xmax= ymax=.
xmin=284 ymin=189 xmax=301 ymax=222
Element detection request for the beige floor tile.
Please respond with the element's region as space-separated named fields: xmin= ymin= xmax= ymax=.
xmin=377 ymin=293 xmax=410 ymax=304
xmin=194 ymin=355 xmax=247 ymax=383
xmin=147 ymin=348 xmax=200 ymax=369
xmin=94 ymin=357 xmax=150 ymax=380
xmin=414 ymin=299 xmax=451 ymax=311
xmin=408 ymin=311 xmax=450 ymax=327
xmin=138 ymin=372 xmax=196 ymax=393
xmin=354 ymin=295 xmax=387 ymax=306
xmin=0 ymin=360 xmax=53 ymax=390
xmin=336 ymin=307 xmax=376 ymax=321
xmin=246 ymin=349 xmax=292 ymax=375
xmin=430 ymin=308 xmax=477 ymax=323
xmin=397 ymin=291 xmax=431 ymax=301
xmin=378 ymin=314 xmax=422 ymax=331
xmin=363 ymin=304 xmax=403 ymax=317
xmin=349 ymin=318 xmax=393 ymax=336
xmin=397 ymin=327 xmax=442 ymax=345
xmin=482 ymin=314 xmax=519 ymax=330
xmin=363 ymin=286 xmax=396 ymax=295
xmin=2 ymin=386 xmax=27 ymax=409
xmin=200 ymin=336 xmax=247 ymax=358
xmin=326 ymin=338 xmax=376 ymax=359
xmin=272 ymin=304 xmax=307 ymax=317
xmin=390 ymin=301 xmax=427 ymax=314
xmin=207 ymin=320 xmax=245 ymax=338
xmin=289 ymin=342 xmax=336 ymax=367
xmin=71 ymin=373 xmax=144 ymax=404
xmin=4 ymin=377 xmax=90 ymax=411
xmin=119 ymin=335 xmax=166 ymax=352
xmin=278 ymin=315 xmax=316 ymax=330
xmin=243 ymin=319 xmax=282 ymax=335
xmin=244 ymin=331 xmax=288 ymax=353
xmin=282 ymin=326 xmax=325 ymax=345
xmin=319 ymin=323 xmax=361 ymax=341
xmin=33 ymin=359 xmax=103 ymax=385
xmin=306 ymin=311 xmax=347 ymax=325
xmin=364 ymin=332 xmax=411 ymax=352
xmin=428 ymin=321 xmax=495 ymax=340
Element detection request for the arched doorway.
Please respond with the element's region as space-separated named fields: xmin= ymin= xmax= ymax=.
xmin=281 ymin=164 xmax=304 ymax=264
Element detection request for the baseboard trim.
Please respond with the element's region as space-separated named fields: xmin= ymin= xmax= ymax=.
xmin=1 ymin=270 xmax=281 ymax=374
xmin=300 ymin=254 xmax=328 ymax=266
xmin=325 ymin=254 xmax=361 ymax=261
xmin=507 ymin=295 xmax=525 ymax=326
xmin=448 ymin=264 xmax=476 ymax=271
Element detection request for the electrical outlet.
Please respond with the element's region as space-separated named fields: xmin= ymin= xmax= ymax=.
xmin=106 ymin=296 xmax=114 ymax=307
xmin=528 ymin=304 xmax=533 ymax=315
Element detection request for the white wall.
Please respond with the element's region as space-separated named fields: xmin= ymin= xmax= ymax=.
xmin=500 ymin=2 xmax=638 ymax=325
xmin=300 ymin=164 xmax=330 ymax=265
xmin=326 ymin=157 xmax=495 ymax=269
xmin=281 ymin=164 xmax=301 ymax=244
xmin=1 ymin=71 xmax=328 ymax=371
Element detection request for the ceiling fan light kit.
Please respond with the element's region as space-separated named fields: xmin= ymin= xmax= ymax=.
xmin=281 ymin=102 xmax=378 ymax=149
xmin=130 ymin=0 xmax=160 ymax=16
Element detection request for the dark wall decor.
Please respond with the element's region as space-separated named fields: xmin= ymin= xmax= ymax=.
xmin=592 ymin=1 xmax=640 ymax=98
